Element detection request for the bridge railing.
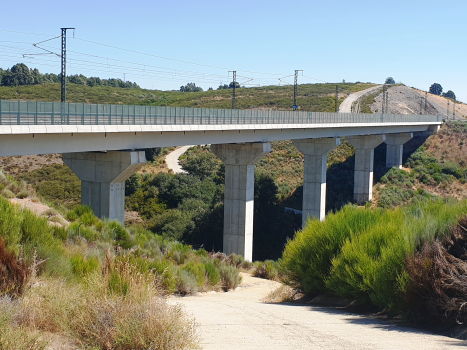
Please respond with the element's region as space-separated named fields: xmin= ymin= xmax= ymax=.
xmin=0 ymin=100 xmax=442 ymax=126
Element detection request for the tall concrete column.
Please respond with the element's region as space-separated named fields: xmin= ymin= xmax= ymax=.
xmin=293 ymin=137 xmax=341 ymax=227
xmin=212 ymin=142 xmax=271 ymax=261
xmin=63 ymin=151 xmax=146 ymax=224
xmin=385 ymin=133 xmax=413 ymax=168
xmin=347 ymin=135 xmax=386 ymax=204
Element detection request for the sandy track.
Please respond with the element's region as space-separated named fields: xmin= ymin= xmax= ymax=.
xmin=339 ymin=86 xmax=381 ymax=113
xmin=164 ymin=145 xmax=193 ymax=173
xmin=175 ymin=273 xmax=466 ymax=350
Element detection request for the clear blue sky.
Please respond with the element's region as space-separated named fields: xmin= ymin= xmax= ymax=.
xmin=1 ymin=0 xmax=466 ymax=101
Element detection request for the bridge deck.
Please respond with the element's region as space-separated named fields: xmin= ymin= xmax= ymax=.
xmin=0 ymin=100 xmax=441 ymax=129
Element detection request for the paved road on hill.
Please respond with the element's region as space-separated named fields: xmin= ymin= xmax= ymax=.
xmin=164 ymin=145 xmax=193 ymax=173
xmin=339 ymin=85 xmax=381 ymax=113
xmin=175 ymin=273 xmax=466 ymax=350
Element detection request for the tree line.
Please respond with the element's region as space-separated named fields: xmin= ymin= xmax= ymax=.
xmin=0 ymin=63 xmax=140 ymax=89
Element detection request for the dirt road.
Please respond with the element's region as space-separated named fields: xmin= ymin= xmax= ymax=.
xmin=164 ymin=145 xmax=193 ymax=173
xmin=339 ymin=86 xmax=381 ymax=113
xmin=175 ymin=273 xmax=466 ymax=350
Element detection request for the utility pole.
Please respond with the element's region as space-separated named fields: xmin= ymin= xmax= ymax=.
xmin=386 ymin=91 xmax=389 ymax=113
xmin=335 ymin=85 xmax=339 ymax=112
xmin=454 ymin=98 xmax=456 ymax=118
xmin=382 ymin=85 xmax=386 ymax=113
xmin=293 ymin=70 xmax=303 ymax=110
xmin=425 ymin=91 xmax=428 ymax=114
xmin=229 ymin=71 xmax=236 ymax=109
xmin=420 ymin=97 xmax=423 ymax=115
xmin=61 ymin=28 xmax=75 ymax=103
xmin=447 ymin=100 xmax=450 ymax=120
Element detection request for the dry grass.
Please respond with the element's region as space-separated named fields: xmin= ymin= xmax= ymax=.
xmin=405 ymin=215 xmax=467 ymax=325
xmin=0 ymin=235 xmax=31 ymax=298
xmin=0 ymin=252 xmax=199 ymax=350
xmin=263 ymin=284 xmax=301 ymax=303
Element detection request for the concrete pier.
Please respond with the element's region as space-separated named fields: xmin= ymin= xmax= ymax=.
xmin=385 ymin=133 xmax=413 ymax=168
xmin=63 ymin=151 xmax=146 ymax=224
xmin=347 ymin=135 xmax=386 ymax=204
xmin=293 ymin=137 xmax=341 ymax=227
xmin=212 ymin=142 xmax=271 ymax=261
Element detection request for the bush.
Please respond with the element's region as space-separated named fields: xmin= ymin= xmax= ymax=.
xmin=1 ymin=189 xmax=14 ymax=198
xmin=325 ymin=209 xmax=407 ymax=310
xmin=253 ymin=260 xmax=279 ymax=280
xmin=177 ymin=269 xmax=198 ymax=295
xmin=218 ymin=264 xmax=241 ymax=291
xmin=204 ymin=262 xmax=220 ymax=285
xmin=181 ymin=262 xmax=205 ymax=287
xmin=405 ymin=216 xmax=467 ymax=325
xmin=0 ymin=235 xmax=31 ymax=298
xmin=280 ymin=205 xmax=384 ymax=294
xmin=16 ymin=190 xmax=29 ymax=199
xmin=70 ymin=254 xmax=99 ymax=279
xmin=65 ymin=210 xmax=79 ymax=222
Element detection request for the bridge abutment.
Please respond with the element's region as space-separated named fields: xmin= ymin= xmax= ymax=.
xmin=212 ymin=142 xmax=271 ymax=261
xmin=293 ymin=137 xmax=341 ymax=227
xmin=347 ymin=135 xmax=386 ymax=204
xmin=385 ymin=133 xmax=413 ymax=168
xmin=63 ymin=151 xmax=146 ymax=224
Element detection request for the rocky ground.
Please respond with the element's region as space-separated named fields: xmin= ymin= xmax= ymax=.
xmin=370 ymin=85 xmax=466 ymax=120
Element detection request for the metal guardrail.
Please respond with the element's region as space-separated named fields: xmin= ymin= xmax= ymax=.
xmin=0 ymin=100 xmax=442 ymax=126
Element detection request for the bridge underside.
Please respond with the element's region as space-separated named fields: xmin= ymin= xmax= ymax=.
xmin=0 ymin=124 xmax=436 ymax=157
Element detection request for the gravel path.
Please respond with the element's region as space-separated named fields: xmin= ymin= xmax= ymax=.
xmin=175 ymin=273 xmax=466 ymax=350
xmin=164 ymin=145 xmax=193 ymax=173
xmin=339 ymin=86 xmax=381 ymax=113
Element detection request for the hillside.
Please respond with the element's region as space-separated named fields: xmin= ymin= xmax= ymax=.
xmin=0 ymin=82 xmax=373 ymax=111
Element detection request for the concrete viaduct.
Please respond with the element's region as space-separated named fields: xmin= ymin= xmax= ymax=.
xmin=0 ymin=100 xmax=441 ymax=261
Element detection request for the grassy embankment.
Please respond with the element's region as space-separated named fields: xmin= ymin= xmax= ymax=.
xmin=0 ymin=170 xmax=249 ymax=349
xmin=0 ymin=82 xmax=373 ymax=110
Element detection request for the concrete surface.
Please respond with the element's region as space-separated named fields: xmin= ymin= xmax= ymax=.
xmin=212 ymin=143 xmax=271 ymax=261
xmin=165 ymin=145 xmax=193 ymax=173
xmin=339 ymin=85 xmax=382 ymax=113
xmin=63 ymin=151 xmax=145 ymax=224
xmin=385 ymin=133 xmax=413 ymax=168
xmin=175 ymin=273 xmax=467 ymax=350
xmin=347 ymin=135 xmax=386 ymax=204
xmin=293 ymin=138 xmax=341 ymax=225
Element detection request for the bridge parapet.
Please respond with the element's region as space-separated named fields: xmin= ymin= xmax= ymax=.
xmin=0 ymin=99 xmax=442 ymax=126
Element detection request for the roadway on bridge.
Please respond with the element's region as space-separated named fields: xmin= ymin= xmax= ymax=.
xmin=175 ymin=273 xmax=465 ymax=350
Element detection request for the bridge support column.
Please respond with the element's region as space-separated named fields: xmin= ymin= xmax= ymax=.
xmin=293 ymin=137 xmax=341 ymax=227
xmin=212 ymin=142 xmax=271 ymax=261
xmin=347 ymin=135 xmax=386 ymax=204
xmin=63 ymin=151 xmax=146 ymax=224
xmin=385 ymin=133 xmax=413 ymax=168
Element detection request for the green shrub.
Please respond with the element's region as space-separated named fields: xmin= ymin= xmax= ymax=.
xmin=280 ymin=205 xmax=384 ymax=294
xmin=152 ymin=260 xmax=177 ymax=293
xmin=218 ymin=264 xmax=241 ymax=291
xmin=1 ymin=189 xmax=14 ymax=199
xmin=441 ymin=161 xmax=459 ymax=176
xmin=65 ymin=210 xmax=79 ymax=222
xmin=204 ymin=262 xmax=220 ymax=285
xmin=52 ymin=226 xmax=67 ymax=241
xmin=70 ymin=255 xmax=99 ymax=278
xmin=253 ymin=260 xmax=279 ymax=280
xmin=194 ymin=248 xmax=208 ymax=257
xmin=177 ymin=269 xmax=198 ymax=295
xmin=182 ymin=262 xmax=205 ymax=287
xmin=325 ymin=209 xmax=406 ymax=309
xmin=81 ymin=212 xmax=98 ymax=226
xmin=16 ymin=190 xmax=29 ymax=199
